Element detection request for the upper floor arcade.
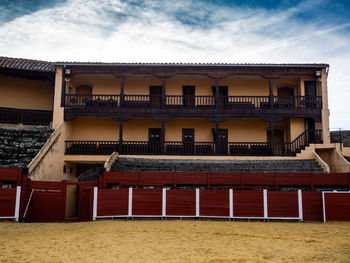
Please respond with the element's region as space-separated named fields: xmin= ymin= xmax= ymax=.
xmin=56 ymin=63 xmax=329 ymax=123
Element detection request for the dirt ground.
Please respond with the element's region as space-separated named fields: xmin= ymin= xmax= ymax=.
xmin=0 ymin=220 xmax=350 ymax=263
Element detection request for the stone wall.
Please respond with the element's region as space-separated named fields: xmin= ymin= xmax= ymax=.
xmin=0 ymin=125 xmax=53 ymax=168
xmin=330 ymin=130 xmax=350 ymax=147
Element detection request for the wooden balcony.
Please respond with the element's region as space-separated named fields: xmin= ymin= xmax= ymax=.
xmin=64 ymin=94 xmax=322 ymax=121
xmin=0 ymin=107 xmax=52 ymax=125
xmin=65 ymin=130 xmax=323 ymax=156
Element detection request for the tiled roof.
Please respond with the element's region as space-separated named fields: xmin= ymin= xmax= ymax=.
xmin=55 ymin=61 xmax=329 ymax=68
xmin=0 ymin=56 xmax=55 ymax=72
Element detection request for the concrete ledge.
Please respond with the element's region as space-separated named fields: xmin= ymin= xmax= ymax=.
xmin=64 ymin=155 xmax=109 ymax=163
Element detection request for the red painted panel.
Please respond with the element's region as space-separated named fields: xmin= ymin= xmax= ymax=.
xmin=175 ymin=172 xmax=207 ymax=185
xmin=0 ymin=167 xmax=21 ymax=183
xmin=277 ymin=173 xmax=311 ymax=185
xmin=200 ymin=190 xmax=229 ymax=217
xmin=243 ymin=173 xmax=275 ymax=185
xmin=31 ymin=190 xmax=65 ymax=222
xmin=209 ymin=172 xmax=240 ymax=185
xmin=0 ymin=188 xmax=16 ymax=217
xmin=98 ymin=189 xmax=128 ymax=216
xmin=302 ymin=192 xmax=322 ymax=221
xmin=140 ymin=172 xmax=173 ymax=185
xmin=78 ymin=189 xmax=92 ymax=221
xmin=325 ymin=193 xmax=350 ymax=221
xmin=233 ymin=191 xmax=264 ymax=217
xmin=132 ymin=189 xmax=162 ymax=216
xmin=268 ymin=192 xmax=298 ymax=218
xmin=166 ymin=190 xmax=196 ymax=216
xmin=312 ymin=173 xmax=349 ymax=186
xmin=104 ymin=171 xmax=140 ymax=185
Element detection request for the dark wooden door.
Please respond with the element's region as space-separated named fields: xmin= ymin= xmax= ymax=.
xmin=183 ymin=129 xmax=194 ymax=155
xmin=216 ymin=129 xmax=228 ymax=155
xmin=183 ymin=86 xmax=195 ymax=107
xmin=304 ymin=81 xmax=317 ymax=109
xmin=307 ymin=118 xmax=316 ymax=143
xmin=148 ymin=128 xmax=161 ymax=154
xmin=149 ymin=86 xmax=162 ymax=107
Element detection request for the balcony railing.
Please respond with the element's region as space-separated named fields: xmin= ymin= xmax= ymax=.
xmin=0 ymin=107 xmax=52 ymax=125
xmin=64 ymin=94 xmax=322 ymax=111
xmin=65 ymin=130 xmax=322 ymax=156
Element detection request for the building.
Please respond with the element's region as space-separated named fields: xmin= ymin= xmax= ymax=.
xmin=1 ymin=57 xmax=350 ymax=182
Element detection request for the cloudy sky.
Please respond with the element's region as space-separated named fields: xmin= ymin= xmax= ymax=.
xmin=0 ymin=0 xmax=349 ymax=128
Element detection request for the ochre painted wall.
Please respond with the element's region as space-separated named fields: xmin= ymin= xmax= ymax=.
xmin=69 ymin=117 xmax=119 ymax=141
xmin=123 ymin=118 xmax=161 ymax=141
xmin=70 ymin=77 xmax=121 ymax=94
xmin=289 ymin=118 xmax=305 ymax=141
xmin=0 ymin=74 xmax=53 ymax=110
xmin=165 ymin=118 xmax=215 ymax=141
xmin=220 ymin=119 xmax=269 ymax=142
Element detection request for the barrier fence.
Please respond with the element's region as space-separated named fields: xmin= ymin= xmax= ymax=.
xmin=93 ymin=188 xmax=310 ymax=221
xmin=1 ymin=167 xmax=350 ymax=222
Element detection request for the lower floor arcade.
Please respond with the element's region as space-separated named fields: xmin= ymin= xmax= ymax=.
xmin=64 ymin=117 xmax=323 ymax=157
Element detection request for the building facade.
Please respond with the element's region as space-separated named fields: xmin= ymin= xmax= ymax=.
xmin=1 ymin=57 xmax=349 ymax=181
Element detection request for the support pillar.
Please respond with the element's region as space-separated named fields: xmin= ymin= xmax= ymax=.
xmin=161 ymin=122 xmax=165 ymax=154
xmin=269 ymin=78 xmax=274 ymax=109
xmin=215 ymin=78 xmax=220 ymax=108
xmin=61 ymin=66 xmax=66 ymax=107
xmin=119 ymin=121 xmax=123 ymax=153
xmin=215 ymin=121 xmax=219 ymax=155
xmin=120 ymin=77 xmax=125 ymax=106
xmin=161 ymin=77 xmax=166 ymax=108
xmin=270 ymin=121 xmax=275 ymax=156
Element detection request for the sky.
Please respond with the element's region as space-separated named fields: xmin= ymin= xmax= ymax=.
xmin=0 ymin=0 xmax=349 ymax=129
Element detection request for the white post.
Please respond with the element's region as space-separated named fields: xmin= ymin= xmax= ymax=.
xmin=298 ymin=189 xmax=303 ymax=221
xmin=229 ymin=189 xmax=233 ymax=218
xmin=322 ymin=191 xmax=326 ymax=223
xmin=162 ymin=188 xmax=167 ymax=217
xmin=196 ymin=188 xmax=200 ymax=217
xmin=93 ymin=187 xmax=98 ymax=221
xmin=128 ymin=187 xmax=133 ymax=217
xmin=263 ymin=189 xmax=268 ymax=219
xmin=23 ymin=188 xmax=34 ymax=219
xmin=14 ymin=186 xmax=21 ymax=222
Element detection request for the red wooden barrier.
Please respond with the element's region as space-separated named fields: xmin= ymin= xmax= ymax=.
xmin=132 ymin=189 xmax=162 ymax=216
xmin=302 ymin=192 xmax=323 ymax=221
xmin=166 ymin=190 xmax=196 ymax=216
xmin=97 ymin=189 xmax=128 ymax=217
xmin=0 ymin=167 xmax=22 ymax=186
xmin=200 ymin=190 xmax=229 ymax=217
xmin=323 ymin=192 xmax=350 ymax=221
xmin=233 ymin=191 xmax=264 ymax=217
xmin=29 ymin=181 xmax=66 ymax=222
xmin=268 ymin=192 xmax=298 ymax=218
xmin=0 ymin=188 xmax=16 ymax=217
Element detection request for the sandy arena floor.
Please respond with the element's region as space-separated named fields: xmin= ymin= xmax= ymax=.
xmin=0 ymin=220 xmax=350 ymax=263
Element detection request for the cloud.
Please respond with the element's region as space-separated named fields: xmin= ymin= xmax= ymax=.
xmin=0 ymin=0 xmax=349 ymax=128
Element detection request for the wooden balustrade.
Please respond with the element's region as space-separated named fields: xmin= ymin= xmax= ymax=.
xmin=65 ymin=130 xmax=322 ymax=156
xmin=0 ymin=107 xmax=52 ymax=125
xmin=64 ymin=94 xmax=322 ymax=110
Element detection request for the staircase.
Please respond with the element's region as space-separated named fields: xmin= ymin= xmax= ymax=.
xmin=111 ymin=157 xmax=325 ymax=173
xmin=0 ymin=126 xmax=53 ymax=168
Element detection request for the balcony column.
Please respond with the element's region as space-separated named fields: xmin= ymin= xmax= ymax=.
xmin=270 ymin=121 xmax=275 ymax=155
xmin=120 ymin=77 xmax=125 ymax=106
xmin=61 ymin=66 xmax=67 ymax=107
xmin=215 ymin=78 xmax=220 ymax=109
xmin=161 ymin=122 xmax=165 ymax=154
xmin=119 ymin=121 xmax=123 ymax=154
xmin=161 ymin=77 xmax=166 ymax=108
xmin=215 ymin=121 xmax=219 ymax=155
xmin=269 ymin=78 xmax=274 ymax=109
